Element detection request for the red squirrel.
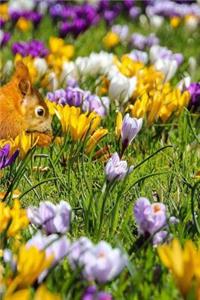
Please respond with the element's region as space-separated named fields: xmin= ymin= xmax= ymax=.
xmin=0 ymin=61 xmax=52 ymax=144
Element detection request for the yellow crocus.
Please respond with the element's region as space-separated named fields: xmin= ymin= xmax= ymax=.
xmin=17 ymin=246 xmax=53 ymax=287
xmin=16 ymin=18 xmax=32 ymax=32
xmin=0 ymin=200 xmax=28 ymax=237
xmin=103 ymin=32 xmax=120 ymax=48
xmin=170 ymin=16 xmax=181 ymax=28
xmin=158 ymin=239 xmax=200 ymax=297
xmin=60 ymin=45 xmax=74 ymax=60
xmin=3 ymin=289 xmax=31 ymax=300
xmin=14 ymin=132 xmax=38 ymax=159
xmin=0 ymin=202 xmax=11 ymax=234
xmin=35 ymin=284 xmax=61 ymax=300
xmin=56 ymin=105 xmax=101 ymax=141
xmin=7 ymin=200 xmax=29 ymax=237
xmin=86 ymin=128 xmax=108 ymax=153
xmin=0 ymin=3 xmax=9 ymax=21
xmin=4 ymin=285 xmax=62 ymax=300
xmin=49 ymin=37 xmax=64 ymax=54
xmin=115 ymin=55 xmax=144 ymax=78
xmin=115 ymin=111 xmax=122 ymax=139
xmin=4 ymin=247 xmax=53 ymax=299
xmin=129 ymin=76 xmax=190 ymax=124
xmin=48 ymin=37 xmax=74 ymax=73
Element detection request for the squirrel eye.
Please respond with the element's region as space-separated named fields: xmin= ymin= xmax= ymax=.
xmin=35 ymin=106 xmax=45 ymax=117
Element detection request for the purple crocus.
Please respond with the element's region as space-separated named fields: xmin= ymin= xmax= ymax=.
xmin=187 ymin=82 xmax=200 ymax=111
xmin=134 ymin=197 xmax=167 ymax=237
xmin=82 ymin=286 xmax=112 ymax=300
xmin=12 ymin=40 xmax=48 ymax=58
xmin=27 ymin=200 xmax=72 ymax=234
xmin=121 ymin=114 xmax=143 ymax=150
xmin=130 ymin=33 xmax=146 ymax=50
xmin=83 ymin=94 xmax=110 ymax=117
xmin=65 ymin=87 xmax=84 ymax=107
xmin=68 ymin=237 xmax=93 ymax=269
xmin=105 ymin=152 xmax=133 ymax=182
xmin=69 ymin=239 xmax=127 ymax=283
xmin=129 ymin=7 xmax=141 ymax=19
xmin=0 ymin=144 xmax=19 ymax=170
xmin=0 ymin=31 xmax=11 ymax=47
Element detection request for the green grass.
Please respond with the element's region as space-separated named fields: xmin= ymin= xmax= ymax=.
xmin=1 ymin=14 xmax=200 ymax=300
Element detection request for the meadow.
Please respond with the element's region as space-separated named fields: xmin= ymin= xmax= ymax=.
xmin=0 ymin=1 xmax=200 ymax=300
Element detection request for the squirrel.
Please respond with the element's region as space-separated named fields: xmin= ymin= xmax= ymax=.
xmin=0 ymin=61 xmax=52 ymax=144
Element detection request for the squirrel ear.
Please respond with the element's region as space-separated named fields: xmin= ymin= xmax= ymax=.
xmin=14 ymin=61 xmax=32 ymax=84
xmin=15 ymin=61 xmax=29 ymax=77
xmin=18 ymin=78 xmax=31 ymax=96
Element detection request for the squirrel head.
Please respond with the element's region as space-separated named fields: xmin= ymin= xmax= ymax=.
xmin=14 ymin=61 xmax=52 ymax=134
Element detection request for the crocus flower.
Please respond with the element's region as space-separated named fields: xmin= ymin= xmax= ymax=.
xmin=12 ymin=40 xmax=48 ymax=58
xmin=134 ymin=197 xmax=167 ymax=243
xmin=0 ymin=144 xmax=19 ymax=170
xmin=69 ymin=239 xmax=127 ymax=283
xmin=130 ymin=33 xmax=146 ymax=50
xmin=27 ymin=200 xmax=72 ymax=234
xmin=129 ymin=7 xmax=141 ymax=19
xmin=0 ymin=30 xmax=10 ymax=47
xmin=158 ymin=239 xmax=200 ymax=297
xmin=82 ymin=286 xmax=112 ymax=300
xmin=83 ymin=94 xmax=110 ymax=117
xmin=121 ymin=114 xmax=143 ymax=149
xmin=11 ymin=245 xmax=53 ymax=287
xmin=187 ymin=82 xmax=200 ymax=111
xmin=105 ymin=152 xmax=133 ymax=182
xmin=27 ymin=231 xmax=70 ymax=264
xmin=108 ymin=72 xmax=137 ymax=104
xmin=68 ymin=237 xmax=93 ymax=269
xmin=128 ymin=50 xmax=148 ymax=64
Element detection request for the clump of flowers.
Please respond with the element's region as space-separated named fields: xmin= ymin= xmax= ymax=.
xmin=48 ymin=103 xmax=108 ymax=154
xmin=47 ymin=37 xmax=74 ymax=73
xmin=0 ymin=131 xmax=50 ymax=160
xmin=158 ymin=239 xmax=200 ymax=298
xmin=134 ymin=197 xmax=178 ymax=245
xmin=47 ymin=86 xmax=110 ymax=117
xmin=12 ymin=40 xmax=48 ymax=58
xmin=129 ymin=79 xmax=190 ymax=124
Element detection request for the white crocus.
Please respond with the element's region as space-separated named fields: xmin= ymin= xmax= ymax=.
xmin=61 ymin=61 xmax=79 ymax=82
xmin=177 ymin=76 xmax=191 ymax=92
xmin=154 ymin=58 xmax=178 ymax=82
xmin=48 ymin=72 xmax=59 ymax=91
xmin=108 ymin=72 xmax=137 ymax=105
xmin=150 ymin=15 xmax=164 ymax=29
xmin=34 ymin=58 xmax=48 ymax=77
xmin=9 ymin=0 xmax=34 ymax=12
xmin=2 ymin=60 xmax=13 ymax=77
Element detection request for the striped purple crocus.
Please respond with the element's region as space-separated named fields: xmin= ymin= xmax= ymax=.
xmin=0 ymin=144 xmax=19 ymax=170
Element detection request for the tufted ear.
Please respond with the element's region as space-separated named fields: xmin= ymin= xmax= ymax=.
xmin=18 ymin=78 xmax=31 ymax=96
xmin=13 ymin=61 xmax=32 ymax=84
xmin=15 ymin=61 xmax=29 ymax=77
